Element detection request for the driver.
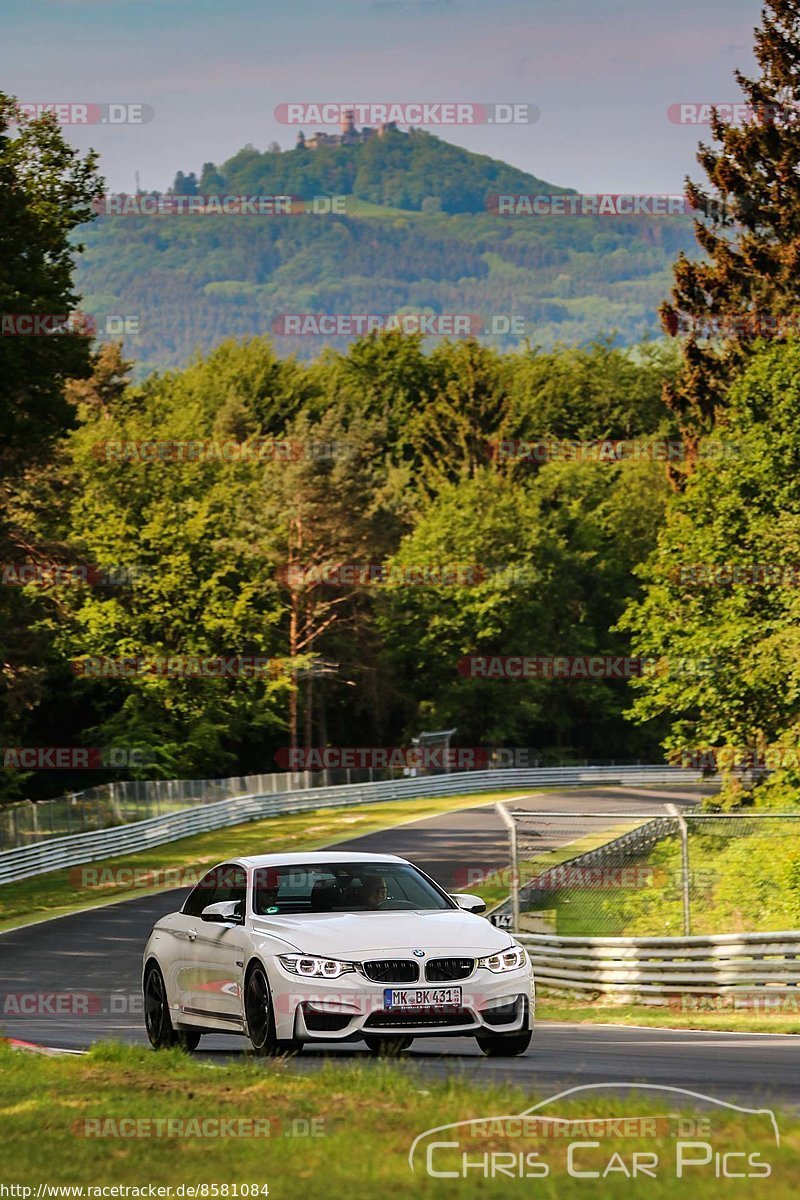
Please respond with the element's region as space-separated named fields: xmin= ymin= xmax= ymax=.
xmin=360 ymin=875 xmax=388 ymax=909
xmin=255 ymin=867 xmax=280 ymax=913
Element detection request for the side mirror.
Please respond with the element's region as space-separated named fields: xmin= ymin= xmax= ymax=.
xmin=201 ymin=900 xmax=244 ymax=925
xmin=450 ymin=893 xmax=487 ymax=915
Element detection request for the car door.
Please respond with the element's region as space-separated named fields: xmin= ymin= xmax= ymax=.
xmin=181 ymin=863 xmax=248 ymax=1022
xmin=167 ymin=868 xmax=220 ymax=1011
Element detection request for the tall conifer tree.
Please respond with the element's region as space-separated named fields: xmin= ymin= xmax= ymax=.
xmin=662 ymin=1 xmax=800 ymax=471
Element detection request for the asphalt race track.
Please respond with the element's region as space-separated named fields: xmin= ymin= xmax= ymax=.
xmin=2 ymin=784 xmax=799 ymax=1106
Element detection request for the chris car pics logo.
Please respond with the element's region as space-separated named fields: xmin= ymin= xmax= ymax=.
xmin=408 ymin=1084 xmax=779 ymax=1180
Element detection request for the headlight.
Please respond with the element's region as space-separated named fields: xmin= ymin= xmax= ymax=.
xmin=478 ymin=945 xmax=527 ymax=973
xmin=279 ymin=954 xmax=355 ymax=978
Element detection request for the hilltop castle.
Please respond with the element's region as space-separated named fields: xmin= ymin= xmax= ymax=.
xmin=297 ymin=110 xmax=398 ymax=150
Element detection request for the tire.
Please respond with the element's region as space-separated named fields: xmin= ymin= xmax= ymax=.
xmin=243 ymin=964 xmax=302 ymax=1056
xmin=363 ymin=1035 xmax=413 ymax=1056
xmin=476 ymin=1029 xmax=532 ymax=1058
xmin=175 ymin=1031 xmax=202 ymax=1051
xmin=143 ymin=963 xmax=177 ymax=1049
xmin=144 ymin=963 xmax=202 ymax=1051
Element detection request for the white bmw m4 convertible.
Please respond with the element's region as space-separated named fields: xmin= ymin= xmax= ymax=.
xmin=142 ymin=851 xmax=534 ymax=1057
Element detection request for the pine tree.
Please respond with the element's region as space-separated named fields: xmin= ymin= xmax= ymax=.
xmin=662 ymin=0 xmax=800 ymax=473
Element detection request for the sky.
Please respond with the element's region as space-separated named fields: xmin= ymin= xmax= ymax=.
xmin=3 ymin=0 xmax=762 ymax=194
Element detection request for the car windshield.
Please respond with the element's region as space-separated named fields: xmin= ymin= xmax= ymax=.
xmin=251 ymin=862 xmax=453 ymax=915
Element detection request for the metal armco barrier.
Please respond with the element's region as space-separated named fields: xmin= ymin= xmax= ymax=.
xmin=518 ymin=930 xmax=800 ymax=1000
xmin=0 ymin=765 xmax=705 ymax=885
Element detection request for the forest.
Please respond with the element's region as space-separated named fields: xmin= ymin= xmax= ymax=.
xmin=5 ymin=0 xmax=800 ymax=809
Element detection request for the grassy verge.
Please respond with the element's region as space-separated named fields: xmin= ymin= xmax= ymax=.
xmin=471 ymin=820 xmax=644 ymax=912
xmin=533 ymin=827 xmax=800 ymax=937
xmin=0 ymin=1042 xmax=795 ymax=1197
xmin=0 ymin=790 xmax=526 ymax=932
xmin=536 ymin=990 xmax=800 ymax=1034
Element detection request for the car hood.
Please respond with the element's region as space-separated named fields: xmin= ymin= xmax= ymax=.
xmin=249 ymin=909 xmax=513 ymax=957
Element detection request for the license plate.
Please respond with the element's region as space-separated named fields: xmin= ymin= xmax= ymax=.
xmin=383 ymin=986 xmax=462 ymax=1008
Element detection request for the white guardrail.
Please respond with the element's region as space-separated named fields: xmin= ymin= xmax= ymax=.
xmin=518 ymin=931 xmax=800 ymax=1001
xmin=0 ymin=765 xmax=704 ymax=886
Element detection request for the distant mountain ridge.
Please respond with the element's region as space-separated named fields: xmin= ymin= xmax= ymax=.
xmin=74 ymin=130 xmax=696 ymax=374
xmin=187 ymin=126 xmax=572 ymax=214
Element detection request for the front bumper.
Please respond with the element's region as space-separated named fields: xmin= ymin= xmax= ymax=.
xmin=266 ymin=961 xmax=535 ymax=1042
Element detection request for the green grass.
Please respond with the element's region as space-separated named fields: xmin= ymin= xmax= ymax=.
xmin=536 ymin=990 xmax=800 ymax=1034
xmin=0 ymin=790 xmax=528 ymax=932
xmin=0 ymin=1042 xmax=795 ymax=1197
xmin=533 ymin=827 xmax=800 ymax=937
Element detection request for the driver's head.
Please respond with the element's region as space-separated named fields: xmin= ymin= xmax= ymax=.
xmin=361 ymin=875 xmax=387 ymax=908
xmin=257 ymin=867 xmax=280 ymax=911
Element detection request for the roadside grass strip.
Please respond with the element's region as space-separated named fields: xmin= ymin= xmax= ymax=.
xmin=0 ymin=1041 xmax=796 ymax=1197
xmin=534 ymin=993 xmax=800 ymax=1035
